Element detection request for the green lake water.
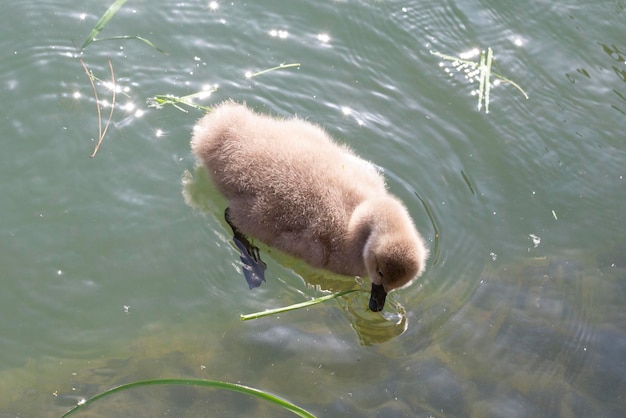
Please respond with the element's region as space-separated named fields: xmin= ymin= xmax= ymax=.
xmin=1 ymin=0 xmax=624 ymax=416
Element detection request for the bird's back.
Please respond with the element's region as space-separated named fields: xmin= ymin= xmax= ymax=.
xmin=191 ymin=102 xmax=388 ymax=271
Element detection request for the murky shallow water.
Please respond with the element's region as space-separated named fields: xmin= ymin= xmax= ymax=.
xmin=1 ymin=0 xmax=624 ymax=416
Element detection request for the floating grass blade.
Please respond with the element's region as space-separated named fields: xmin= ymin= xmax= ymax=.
xmin=91 ymin=59 xmax=116 ymax=158
xmin=477 ymin=50 xmax=486 ymax=112
xmin=245 ymin=63 xmax=301 ymax=78
xmin=484 ymin=47 xmax=493 ymax=113
xmin=241 ymin=289 xmax=360 ymax=321
xmin=79 ymin=58 xmax=117 ymax=157
xmin=81 ymin=0 xmax=129 ymax=50
xmin=59 ymin=378 xmax=316 ymax=418
xmin=478 ymin=47 xmax=494 ymax=113
xmin=430 ymin=48 xmax=528 ymax=113
xmin=148 ymin=90 xmax=217 ymax=113
xmin=149 ymin=63 xmax=300 ymax=113
xmin=79 ymin=59 xmax=103 ymax=147
xmin=80 ymin=58 xmax=116 ymax=157
xmin=88 ymin=35 xmax=168 ymax=54
xmin=495 ymin=74 xmax=529 ymax=100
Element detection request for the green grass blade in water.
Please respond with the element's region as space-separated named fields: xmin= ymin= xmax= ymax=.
xmin=81 ymin=0 xmax=129 ymax=50
xmin=59 ymin=378 xmax=316 ymax=418
xmin=241 ymin=289 xmax=360 ymax=320
xmin=88 ymin=35 xmax=168 ymax=54
xmin=484 ymin=47 xmax=493 ymax=114
xmin=477 ymin=50 xmax=486 ymax=112
xmin=246 ymin=63 xmax=301 ymax=78
xmin=430 ymin=48 xmax=528 ymax=112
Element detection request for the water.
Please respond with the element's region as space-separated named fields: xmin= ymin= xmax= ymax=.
xmin=1 ymin=0 xmax=624 ymax=416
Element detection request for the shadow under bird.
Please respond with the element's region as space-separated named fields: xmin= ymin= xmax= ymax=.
xmin=191 ymin=101 xmax=429 ymax=311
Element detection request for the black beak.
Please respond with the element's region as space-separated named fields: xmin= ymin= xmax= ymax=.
xmin=369 ymin=283 xmax=387 ymax=312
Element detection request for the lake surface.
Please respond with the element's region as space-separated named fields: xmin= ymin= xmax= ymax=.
xmin=1 ymin=0 xmax=624 ymax=416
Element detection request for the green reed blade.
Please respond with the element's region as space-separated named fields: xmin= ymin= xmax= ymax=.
xmin=59 ymin=378 xmax=316 ymax=418
xmin=478 ymin=50 xmax=486 ymax=112
xmin=147 ymin=93 xmax=216 ymax=113
xmin=484 ymin=47 xmax=493 ymax=113
xmin=81 ymin=0 xmax=129 ymax=50
xmin=241 ymin=289 xmax=360 ymax=321
xmin=89 ymin=35 xmax=168 ymax=54
xmin=148 ymin=63 xmax=299 ymax=113
xmin=495 ymin=75 xmax=530 ymax=100
xmin=430 ymin=48 xmax=529 ymax=112
xmin=246 ymin=63 xmax=301 ymax=78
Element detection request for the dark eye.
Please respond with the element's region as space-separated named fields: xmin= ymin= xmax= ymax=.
xmin=377 ymin=269 xmax=383 ymax=278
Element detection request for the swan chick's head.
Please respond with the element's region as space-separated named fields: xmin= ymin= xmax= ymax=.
xmin=358 ymin=198 xmax=429 ymax=312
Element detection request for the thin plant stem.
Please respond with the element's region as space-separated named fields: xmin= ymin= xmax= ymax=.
xmin=496 ymin=75 xmax=529 ymax=99
xmin=80 ymin=58 xmax=102 ymax=145
xmin=88 ymin=35 xmax=168 ymax=54
xmin=148 ymin=88 xmax=218 ymax=113
xmin=240 ymin=289 xmax=360 ymax=321
xmin=149 ymin=63 xmax=301 ymax=113
xmin=478 ymin=50 xmax=486 ymax=112
xmin=90 ymin=59 xmax=116 ymax=158
xmin=484 ymin=47 xmax=493 ymax=113
xmin=429 ymin=49 xmax=529 ymax=112
xmin=59 ymin=378 xmax=316 ymax=418
xmin=246 ymin=63 xmax=301 ymax=78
